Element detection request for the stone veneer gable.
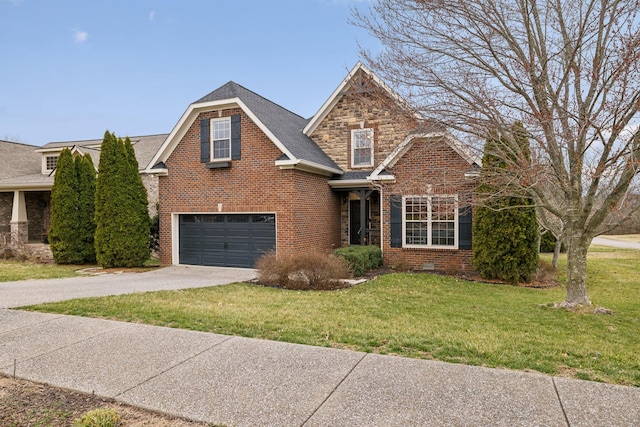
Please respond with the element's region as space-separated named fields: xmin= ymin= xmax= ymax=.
xmin=308 ymin=76 xmax=418 ymax=172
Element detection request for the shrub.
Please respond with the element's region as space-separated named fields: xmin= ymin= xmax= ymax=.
xmin=539 ymin=230 xmax=566 ymax=253
xmin=256 ymin=252 xmax=351 ymax=290
xmin=472 ymin=123 xmax=539 ymax=284
xmin=334 ymin=245 xmax=383 ymax=277
xmin=72 ymin=408 xmax=120 ymax=427
xmin=148 ymin=208 xmax=159 ymax=254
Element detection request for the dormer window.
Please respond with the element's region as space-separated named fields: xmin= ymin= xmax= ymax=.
xmin=46 ymin=156 xmax=58 ymax=171
xmin=351 ymin=128 xmax=374 ymax=167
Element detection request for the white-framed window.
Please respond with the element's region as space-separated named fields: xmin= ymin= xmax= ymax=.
xmin=403 ymin=195 xmax=458 ymax=248
xmin=44 ymin=155 xmax=58 ymax=172
xmin=351 ymin=128 xmax=374 ymax=167
xmin=211 ymin=117 xmax=231 ymax=161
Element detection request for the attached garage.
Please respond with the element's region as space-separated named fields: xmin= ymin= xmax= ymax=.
xmin=178 ymin=213 xmax=275 ymax=268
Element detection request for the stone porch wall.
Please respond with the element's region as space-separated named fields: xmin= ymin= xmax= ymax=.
xmin=0 ymin=192 xmax=12 ymax=247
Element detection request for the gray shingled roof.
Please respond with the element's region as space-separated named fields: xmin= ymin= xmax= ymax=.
xmin=43 ymin=134 xmax=169 ymax=170
xmin=196 ymin=82 xmax=340 ymax=171
xmin=0 ymin=140 xmax=41 ymax=180
xmin=333 ymin=171 xmax=373 ymax=180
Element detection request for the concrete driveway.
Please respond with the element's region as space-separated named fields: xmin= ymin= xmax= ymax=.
xmin=0 ymin=265 xmax=256 ymax=309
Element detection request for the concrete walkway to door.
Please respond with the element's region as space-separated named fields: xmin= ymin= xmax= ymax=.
xmin=0 ymin=265 xmax=256 ymax=309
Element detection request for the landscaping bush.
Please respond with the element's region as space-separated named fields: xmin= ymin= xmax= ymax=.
xmin=256 ymin=252 xmax=351 ymax=290
xmin=334 ymin=245 xmax=383 ymax=277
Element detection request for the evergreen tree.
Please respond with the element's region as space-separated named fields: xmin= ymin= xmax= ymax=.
xmin=121 ymin=136 xmax=151 ymax=265
xmin=472 ymin=122 xmax=539 ymax=284
xmin=95 ymin=132 xmax=150 ymax=267
xmin=49 ymin=148 xmax=83 ymax=264
xmin=76 ymin=154 xmax=97 ymax=263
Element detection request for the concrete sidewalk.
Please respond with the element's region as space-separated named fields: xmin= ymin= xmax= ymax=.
xmin=1 ymin=310 xmax=638 ymax=426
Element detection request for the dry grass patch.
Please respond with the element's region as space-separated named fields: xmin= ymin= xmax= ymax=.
xmin=0 ymin=375 xmax=208 ymax=427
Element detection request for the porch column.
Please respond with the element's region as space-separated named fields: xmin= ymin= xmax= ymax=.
xmin=10 ymin=190 xmax=28 ymax=246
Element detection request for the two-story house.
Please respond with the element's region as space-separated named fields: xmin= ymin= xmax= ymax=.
xmin=147 ymin=63 xmax=480 ymax=272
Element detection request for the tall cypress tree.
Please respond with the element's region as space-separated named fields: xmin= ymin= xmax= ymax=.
xmin=122 ymin=136 xmax=150 ymax=265
xmin=49 ymin=148 xmax=83 ymax=264
xmin=76 ymin=154 xmax=97 ymax=263
xmin=95 ymin=131 xmax=120 ymax=267
xmin=472 ymin=122 xmax=539 ymax=284
xmin=94 ymin=132 xmax=150 ymax=267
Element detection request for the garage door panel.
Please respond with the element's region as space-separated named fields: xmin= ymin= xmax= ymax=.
xmin=252 ymin=229 xmax=275 ymax=239
xmin=202 ymin=242 xmax=225 ymax=251
xmin=179 ymin=214 xmax=275 ymax=268
xmin=204 ymin=252 xmax=226 ymax=267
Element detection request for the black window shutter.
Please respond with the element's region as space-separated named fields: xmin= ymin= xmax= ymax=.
xmin=390 ymin=194 xmax=403 ymax=248
xmin=231 ymin=114 xmax=241 ymax=160
xmin=458 ymin=206 xmax=472 ymax=250
xmin=200 ymin=119 xmax=210 ymax=163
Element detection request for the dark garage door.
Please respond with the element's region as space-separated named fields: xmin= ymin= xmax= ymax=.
xmin=179 ymin=214 xmax=276 ymax=268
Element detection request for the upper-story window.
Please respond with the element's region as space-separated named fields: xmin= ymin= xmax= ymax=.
xmin=211 ymin=117 xmax=231 ymax=161
xmin=200 ymin=114 xmax=240 ymax=166
xmin=45 ymin=155 xmax=58 ymax=172
xmin=351 ymin=128 xmax=374 ymax=167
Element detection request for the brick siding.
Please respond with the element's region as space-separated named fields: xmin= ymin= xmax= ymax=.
xmin=158 ymin=107 xmax=341 ymax=266
xmin=381 ymin=137 xmax=477 ymax=273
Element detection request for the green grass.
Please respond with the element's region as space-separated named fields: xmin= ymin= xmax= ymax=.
xmin=0 ymin=260 xmax=81 ymax=282
xmin=0 ymin=258 xmax=160 ymax=282
xmin=23 ymin=247 xmax=640 ymax=386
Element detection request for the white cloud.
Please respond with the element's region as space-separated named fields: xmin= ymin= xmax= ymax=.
xmin=149 ymin=11 xmax=155 ymax=21
xmin=73 ymin=30 xmax=88 ymax=44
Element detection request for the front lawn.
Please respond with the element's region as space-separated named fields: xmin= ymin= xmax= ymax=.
xmin=0 ymin=260 xmax=81 ymax=282
xmin=23 ymin=247 xmax=640 ymax=386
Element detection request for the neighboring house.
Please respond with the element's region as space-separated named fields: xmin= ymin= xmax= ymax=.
xmin=148 ymin=62 xmax=480 ymax=272
xmin=0 ymin=135 xmax=167 ymax=249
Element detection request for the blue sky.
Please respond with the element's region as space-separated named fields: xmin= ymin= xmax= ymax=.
xmin=0 ymin=0 xmax=378 ymax=146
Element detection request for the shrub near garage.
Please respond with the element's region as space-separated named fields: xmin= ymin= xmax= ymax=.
xmin=334 ymin=245 xmax=383 ymax=277
xmin=256 ymin=252 xmax=351 ymax=290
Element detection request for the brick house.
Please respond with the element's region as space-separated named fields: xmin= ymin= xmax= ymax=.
xmin=148 ymin=63 xmax=480 ymax=272
xmin=0 ymin=135 xmax=166 ymax=252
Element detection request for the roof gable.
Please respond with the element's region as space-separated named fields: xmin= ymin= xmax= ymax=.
xmin=149 ymin=82 xmax=341 ymax=175
xmin=369 ymin=130 xmax=481 ymax=181
xmin=303 ymin=62 xmax=422 ymax=137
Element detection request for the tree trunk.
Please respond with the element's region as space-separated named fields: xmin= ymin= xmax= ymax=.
xmin=563 ymin=232 xmax=592 ymax=307
xmin=552 ymin=237 xmax=561 ymax=268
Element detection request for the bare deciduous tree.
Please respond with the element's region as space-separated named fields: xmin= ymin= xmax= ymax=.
xmin=353 ymin=0 xmax=640 ymax=307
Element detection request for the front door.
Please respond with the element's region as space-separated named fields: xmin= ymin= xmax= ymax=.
xmin=349 ymin=199 xmax=370 ymax=245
